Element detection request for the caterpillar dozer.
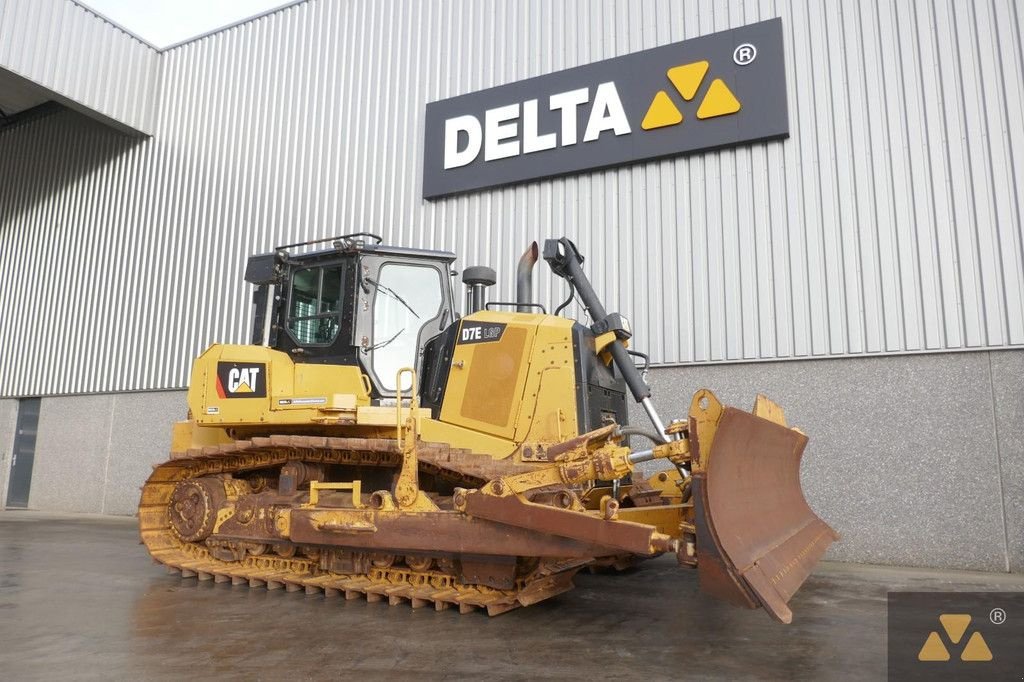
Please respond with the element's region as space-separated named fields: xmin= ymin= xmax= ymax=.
xmin=139 ymin=233 xmax=837 ymax=622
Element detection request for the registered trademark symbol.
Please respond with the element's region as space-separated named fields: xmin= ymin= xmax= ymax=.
xmin=990 ymin=607 xmax=1007 ymax=625
xmin=733 ymin=43 xmax=757 ymax=65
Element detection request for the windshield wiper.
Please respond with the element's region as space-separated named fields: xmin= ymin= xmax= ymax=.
xmin=363 ymin=328 xmax=403 ymax=353
xmin=364 ymin=277 xmax=420 ymax=319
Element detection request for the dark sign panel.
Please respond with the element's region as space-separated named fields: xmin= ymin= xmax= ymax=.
xmin=215 ymin=362 xmax=267 ymax=398
xmin=457 ymin=321 xmax=507 ymax=345
xmin=423 ymin=18 xmax=788 ymax=199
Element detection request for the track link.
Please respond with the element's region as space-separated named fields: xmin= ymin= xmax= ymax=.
xmin=139 ymin=436 xmax=578 ymax=615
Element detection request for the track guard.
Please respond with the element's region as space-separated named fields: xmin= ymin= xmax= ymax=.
xmin=690 ymin=393 xmax=838 ymax=623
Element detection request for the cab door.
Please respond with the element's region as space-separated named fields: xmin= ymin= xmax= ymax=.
xmin=357 ymin=257 xmax=452 ymax=397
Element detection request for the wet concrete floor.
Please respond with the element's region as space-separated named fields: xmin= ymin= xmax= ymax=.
xmin=1 ymin=511 xmax=1023 ymax=681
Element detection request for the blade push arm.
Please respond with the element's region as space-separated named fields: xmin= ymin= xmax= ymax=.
xmin=452 ymin=425 xmax=690 ymax=557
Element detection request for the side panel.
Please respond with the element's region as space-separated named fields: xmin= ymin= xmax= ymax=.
xmin=439 ymin=313 xmax=538 ymax=440
xmin=438 ymin=312 xmax=579 ymax=453
xmin=187 ymin=344 xmax=371 ymax=426
xmin=512 ymin=318 xmax=580 ymax=448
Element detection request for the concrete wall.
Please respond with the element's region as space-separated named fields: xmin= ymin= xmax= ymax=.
xmin=18 ymin=391 xmax=186 ymax=515
xmin=631 ymin=349 xmax=1024 ymax=573
xmin=993 ymin=351 xmax=1024 ymax=572
xmin=0 ymin=398 xmax=17 ymax=505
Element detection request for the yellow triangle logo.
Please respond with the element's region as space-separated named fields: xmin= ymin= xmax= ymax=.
xmin=234 ymin=381 xmax=253 ymax=393
xmin=939 ymin=614 xmax=971 ymax=644
xmin=917 ymin=614 xmax=994 ymax=663
xmin=696 ymin=79 xmax=741 ymax=119
xmin=961 ymin=632 xmax=993 ymax=662
xmin=667 ymin=61 xmax=708 ymax=100
xmin=642 ymin=59 xmax=742 ymax=131
xmin=641 ymin=90 xmax=683 ymax=130
xmin=917 ymin=632 xmax=950 ymax=661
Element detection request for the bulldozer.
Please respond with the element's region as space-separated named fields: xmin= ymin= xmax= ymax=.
xmin=139 ymin=233 xmax=837 ymax=622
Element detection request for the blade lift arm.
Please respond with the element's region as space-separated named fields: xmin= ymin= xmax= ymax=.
xmin=542 ymin=238 xmax=670 ymax=442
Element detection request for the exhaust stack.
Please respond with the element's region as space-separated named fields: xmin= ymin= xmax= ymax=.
xmin=516 ymin=242 xmax=539 ymax=313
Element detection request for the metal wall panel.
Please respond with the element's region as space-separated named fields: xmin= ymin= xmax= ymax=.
xmin=0 ymin=0 xmax=158 ymax=132
xmin=0 ymin=0 xmax=1022 ymax=397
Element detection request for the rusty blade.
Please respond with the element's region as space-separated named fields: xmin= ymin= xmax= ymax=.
xmin=694 ymin=407 xmax=838 ymax=623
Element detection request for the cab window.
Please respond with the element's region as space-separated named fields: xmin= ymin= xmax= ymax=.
xmin=288 ymin=264 xmax=344 ymax=345
xmin=371 ymin=264 xmax=443 ymax=391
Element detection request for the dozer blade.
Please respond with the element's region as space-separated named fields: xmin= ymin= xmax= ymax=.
xmin=690 ymin=398 xmax=838 ymax=623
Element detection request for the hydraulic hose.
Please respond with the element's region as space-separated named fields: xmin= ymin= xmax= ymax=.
xmin=618 ymin=426 xmax=664 ymax=445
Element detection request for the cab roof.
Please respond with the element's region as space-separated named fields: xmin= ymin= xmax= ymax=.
xmin=245 ymin=233 xmax=456 ymax=285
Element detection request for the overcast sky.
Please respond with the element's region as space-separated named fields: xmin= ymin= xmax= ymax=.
xmin=79 ymin=0 xmax=295 ymax=48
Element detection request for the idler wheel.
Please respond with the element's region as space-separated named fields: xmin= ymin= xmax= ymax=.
xmin=168 ymin=478 xmax=226 ymax=542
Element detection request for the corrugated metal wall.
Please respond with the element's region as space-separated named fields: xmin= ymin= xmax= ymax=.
xmin=1 ymin=0 xmax=1022 ymax=397
xmin=0 ymin=0 xmax=158 ymax=133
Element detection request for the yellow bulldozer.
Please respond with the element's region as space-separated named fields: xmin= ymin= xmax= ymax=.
xmin=139 ymin=233 xmax=837 ymax=622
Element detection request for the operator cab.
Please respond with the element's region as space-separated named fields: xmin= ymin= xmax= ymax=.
xmin=244 ymin=233 xmax=457 ymax=401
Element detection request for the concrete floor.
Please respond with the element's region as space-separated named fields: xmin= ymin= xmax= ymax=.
xmin=2 ymin=513 xmax=1023 ymax=681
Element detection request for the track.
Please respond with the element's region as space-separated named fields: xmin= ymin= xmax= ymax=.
xmin=138 ymin=435 xmax=580 ymax=615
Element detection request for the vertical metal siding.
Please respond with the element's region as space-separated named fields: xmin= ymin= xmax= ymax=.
xmin=0 ymin=0 xmax=1022 ymax=397
xmin=0 ymin=0 xmax=157 ymax=132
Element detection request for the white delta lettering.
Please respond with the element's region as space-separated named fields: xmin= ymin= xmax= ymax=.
xmin=227 ymin=366 xmax=260 ymax=392
xmin=443 ymin=82 xmax=631 ymax=170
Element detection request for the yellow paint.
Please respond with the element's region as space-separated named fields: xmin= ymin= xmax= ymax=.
xmin=593 ymin=330 xmax=618 ymax=356
xmin=178 ymin=311 xmax=580 ymax=464
xmin=917 ymin=632 xmax=950 ymax=661
xmin=616 ymin=505 xmax=687 ymax=536
xmin=306 ymin=480 xmax=363 ymax=508
xmin=689 ymin=388 xmax=724 ymax=473
xmin=696 ymin=78 xmax=741 ymax=119
xmin=440 ymin=311 xmax=539 ymax=439
xmin=641 ymin=60 xmax=741 ymax=130
xmin=938 ymin=614 xmax=971 ymax=644
xmin=961 ymin=632 xmax=993 ymax=661
xmin=187 ymin=344 xmax=371 ymax=427
xmin=512 ymin=317 xmax=579 ymax=448
xmin=419 ymin=420 xmax=518 ymax=460
xmin=355 ymin=405 xmax=430 ymax=426
xmin=291 ymin=362 xmax=370 ymax=406
xmin=753 ymin=394 xmax=787 ymax=426
xmin=667 ymin=60 xmax=708 ymax=100
xmin=645 ymin=469 xmax=685 ymax=499
xmin=641 ymin=90 xmax=683 ymax=130
xmin=170 ymin=420 xmax=232 ymax=454
xmin=460 ymin=326 xmax=530 ymax=430
xmin=916 ymin=614 xmax=994 ymax=663
xmin=439 ymin=311 xmax=579 ymax=457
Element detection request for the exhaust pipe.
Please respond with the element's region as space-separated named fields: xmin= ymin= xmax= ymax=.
xmin=516 ymin=242 xmax=539 ymax=313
